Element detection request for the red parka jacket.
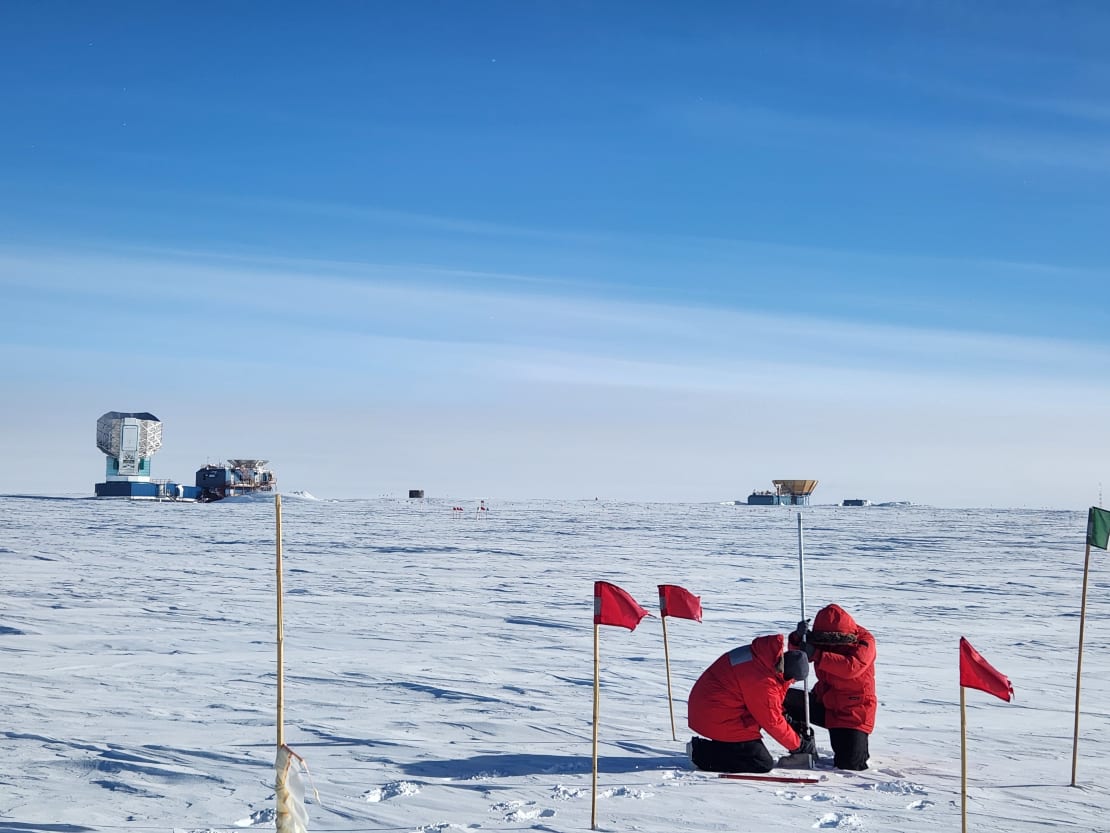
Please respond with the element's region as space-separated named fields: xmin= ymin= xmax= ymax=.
xmin=809 ymin=604 xmax=877 ymax=733
xmin=687 ymin=634 xmax=800 ymax=751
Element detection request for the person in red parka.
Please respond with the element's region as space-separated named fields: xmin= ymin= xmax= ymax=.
xmin=687 ymin=633 xmax=815 ymax=773
xmin=786 ymin=604 xmax=876 ymax=770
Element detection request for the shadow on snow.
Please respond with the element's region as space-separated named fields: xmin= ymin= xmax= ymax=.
xmin=398 ymin=752 xmax=683 ymax=779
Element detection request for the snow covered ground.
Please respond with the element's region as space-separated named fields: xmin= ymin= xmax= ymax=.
xmin=1 ymin=495 xmax=1108 ymax=832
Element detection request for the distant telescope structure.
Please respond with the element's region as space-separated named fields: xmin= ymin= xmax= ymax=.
xmin=94 ymin=411 xmax=199 ymax=500
xmin=408 ymin=489 xmax=425 ymax=499
xmin=96 ymin=411 xmax=161 ymax=477
xmin=93 ymin=412 xmax=275 ymax=502
xmin=746 ymin=479 xmax=819 ymax=506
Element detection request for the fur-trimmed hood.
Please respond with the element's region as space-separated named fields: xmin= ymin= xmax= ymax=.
xmin=811 ymin=604 xmax=860 ymax=644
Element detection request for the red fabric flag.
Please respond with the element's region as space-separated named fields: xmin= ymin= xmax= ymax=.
xmin=959 ymin=637 xmax=1014 ymax=702
xmin=593 ymin=581 xmax=650 ymax=630
xmin=658 ymin=584 xmax=703 ymax=622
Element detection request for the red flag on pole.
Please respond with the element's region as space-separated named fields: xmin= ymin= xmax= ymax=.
xmin=959 ymin=637 xmax=1014 ymax=702
xmin=658 ymin=584 xmax=703 ymax=622
xmin=593 ymin=581 xmax=650 ymax=630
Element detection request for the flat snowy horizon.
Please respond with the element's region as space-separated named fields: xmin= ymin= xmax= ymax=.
xmin=2 ymin=496 xmax=1108 ymax=832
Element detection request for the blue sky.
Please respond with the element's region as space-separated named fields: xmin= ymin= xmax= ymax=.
xmin=2 ymin=2 xmax=1108 ymax=506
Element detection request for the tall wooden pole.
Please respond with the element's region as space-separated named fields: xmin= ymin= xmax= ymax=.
xmin=591 ymin=624 xmax=600 ymax=830
xmin=276 ymin=494 xmax=285 ymax=749
xmin=960 ymin=685 xmax=967 ymax=833
xmin=1071 ymin=542 xmax=1092 ymax=786
xmin=662 ymin=615 xmax=677 ymax=741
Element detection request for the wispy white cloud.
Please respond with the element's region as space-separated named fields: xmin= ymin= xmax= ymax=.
xmin=3 ymin=247 xmax=1108 ymax=404
xmin=4 ymin=245 xmax=1108 ymax=505
xmin=668 ymin=95 xmax=1110 ymax=177
xmin=225 ymin=195 xmax=590 ymax=242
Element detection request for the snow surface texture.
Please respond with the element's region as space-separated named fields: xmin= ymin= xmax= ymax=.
xmin=1 ymin=496 xmax=1108 ymax=832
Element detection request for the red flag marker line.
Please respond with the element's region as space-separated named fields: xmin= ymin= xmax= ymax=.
xmin=718 ymin=773 xmax=822 ymax=784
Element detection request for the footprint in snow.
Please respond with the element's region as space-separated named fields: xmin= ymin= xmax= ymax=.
xmin=601 ymin=786 xmax=653 ymax=799
xmin=233 ymin=807 xmax=275 ymax=827
xmin=552 ymin=785 xmax=585 ymax=800
xmin=814 ymin=811 xmax=863 ymax=829
xmin=907 ymin=799 xmax=935 ymax=810
xmin=467 ymin=769 xmax=508 ymax=780
xmin=803 ymin=791 xmax=838 ymax=802
xmin=868 ymin=779 xmax=927 ymax=795
xmin=775 ymin=789 xmax=798 ymax=801
xmin=363 ymin=780 xmax=421 ymax=802
xmin=491 ymin=800 xmax=555 ymax=822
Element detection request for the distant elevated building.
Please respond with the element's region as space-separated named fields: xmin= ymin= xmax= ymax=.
xmin=747 ymin=479 xmax=819 ymax=506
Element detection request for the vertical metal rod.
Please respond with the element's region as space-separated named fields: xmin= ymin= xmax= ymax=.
xmin=798 ymin=513 xmax=812 ymax=731
xmin=797 ymin=512 xmax=808 ymax=617
xmin=1071 ymin=542 xmax=1092 ymax=786
xmin=276 ymin=494 xmax=285 ymax=749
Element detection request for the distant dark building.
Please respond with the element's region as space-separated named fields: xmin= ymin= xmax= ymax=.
xmin=408 ymin=489 xmax=425 ymax=499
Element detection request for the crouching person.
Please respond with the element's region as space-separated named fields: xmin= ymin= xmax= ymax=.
xmin=786 ymin=603 xmax=877 ymax=771
xmin=687 ymin=634 xmax=815 ymax=773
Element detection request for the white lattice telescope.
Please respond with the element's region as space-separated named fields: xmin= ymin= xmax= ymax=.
xmin=96 ymin=411 xmax=163 ymax=481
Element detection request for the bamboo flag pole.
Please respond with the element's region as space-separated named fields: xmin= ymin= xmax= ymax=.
xmin=590 ymin=624 xmax=600 ymax=831
xmin=589 ymin=582 xmax=650 ymax=830
xmin=661 ymin=614 xmax=677 ymax=741
xmin=960 ymin=685 xmax=968 ymax=833
xmin=276 ymin=493 xmax=285 ymax=749
xmin=1070 ymin=540 xmax=1092 ymax=787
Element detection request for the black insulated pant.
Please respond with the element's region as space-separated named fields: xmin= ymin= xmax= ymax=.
xmin=783 ymin=687 xmax=870 ymax=771
xmin=689 ymin=736 xmax=775 ymax=773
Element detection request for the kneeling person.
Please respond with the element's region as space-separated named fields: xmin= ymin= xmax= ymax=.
xmin=786 ymin=604 xmax=876 ymax=771
xmin=687 ymin=634 xmax=815 ymax=773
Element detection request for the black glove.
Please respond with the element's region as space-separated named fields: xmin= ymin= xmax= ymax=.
xmin=801 ymin=640 xmax=817 ymax=660
xmin=791 ymin=728 xmax=817 ymax=758
xmin=793 ymin=619 xmax=810 ymax=642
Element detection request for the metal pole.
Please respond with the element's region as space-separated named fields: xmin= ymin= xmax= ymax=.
xmin=1071 ymin=542 xmax=1092 ymax=787
xmin=276 ymin=494 xmax=285 ymax=749
xmin=798 ymin=513 xmax=812 ymax=731
xmin=797 ymin=512 xmax=807 ymax=616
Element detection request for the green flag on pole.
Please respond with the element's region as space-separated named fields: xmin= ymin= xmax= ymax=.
xmin=1087 ymin=506 xmax=1110 ymax=550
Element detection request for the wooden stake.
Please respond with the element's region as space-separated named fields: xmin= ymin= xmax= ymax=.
xmin=662 ymin=614 xmax=677 ymax=741
xmin=960 ymin=685 xmax=967 ymax=833
xmin=1071 ymin=542 xmax=1092 ymax=787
